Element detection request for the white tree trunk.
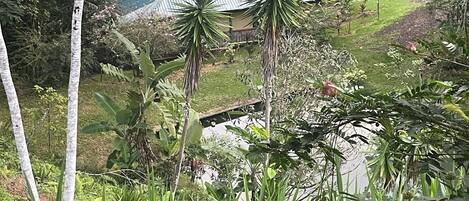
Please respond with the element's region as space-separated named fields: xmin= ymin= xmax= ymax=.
xmin=63 ymin=1 xmax=84 ymax=200
xmin=0 ymin=25 xmax=40 ymax=201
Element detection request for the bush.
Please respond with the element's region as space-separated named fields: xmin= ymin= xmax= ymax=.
xmin=23 ymin=86 xmax=67 ymax=158
xmin=1 ymin=0 xmax=119 ymax=85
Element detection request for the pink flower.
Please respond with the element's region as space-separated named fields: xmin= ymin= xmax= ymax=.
xmin=406 ymin=41 xmax=417 ymax=52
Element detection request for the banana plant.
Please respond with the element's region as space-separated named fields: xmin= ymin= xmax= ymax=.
xmin=82 ymin=31 xmax=203 ymax=169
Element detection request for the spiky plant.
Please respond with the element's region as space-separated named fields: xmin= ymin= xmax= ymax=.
xmin=172 ymin=0 xmax=228 ymax=195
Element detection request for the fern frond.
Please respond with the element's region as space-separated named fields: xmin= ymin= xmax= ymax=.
xmin=100 ymin=63 xmax=131 ymax=82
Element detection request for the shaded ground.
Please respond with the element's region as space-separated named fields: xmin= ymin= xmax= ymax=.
xmin=375 ymin=7 xmax=440 ymax=44
xmin=1 ymin=176 xmax=51 ymax=201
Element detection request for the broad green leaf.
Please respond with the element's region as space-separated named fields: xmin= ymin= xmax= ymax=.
xmin=170 ymin=141 xmax=180 ymax=157
xmin=116 ymin=110 xmax=132 ymax=125
xmin=112 ymin=138 xmax=126 ymax=151
xmin=81 ymin=123 xmax=111 ymax=133
xmin=249 ymin=125 xmax=269 ymax=140
xmin=163 ymin=191 xmax=172 ymax=201
xmin=267 ymin=167 xmax=277 ymax=179
xmin=138 ymin=48 xmax=156 ymax=79
xmin=187 ymin=109 xmax=203 ymax=145
xmin=54 ymin=162 xmax=65 ymax=201
xmin=94 ymin=92 xmax=120 ymax=117
xmin=113 ymin=30 xmax=139 ymax=63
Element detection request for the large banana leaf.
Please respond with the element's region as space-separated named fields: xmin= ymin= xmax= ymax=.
xmin=94 ymin=92 xmax=120 ymax=117
xmin=113 ymin=30 xmax=139 ymax=63
xmin=138 ymin=48 xmax=156 ymax=79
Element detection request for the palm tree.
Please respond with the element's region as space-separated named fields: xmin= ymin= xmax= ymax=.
xmin=172 ymin=0 xmax=228 ymax=194
xmin=245 ymin=1 xmax=302 ymax=197
xmin=63 ymin=0 xmax=84 ymax=200
xmin=0 ymin=24 xmax=40 ymax=201
xmin=246 ymin=0 xmax=303 ymax=143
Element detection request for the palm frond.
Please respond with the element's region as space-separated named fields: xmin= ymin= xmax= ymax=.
xmin=245 ymin=0 xmax=304 ymax=30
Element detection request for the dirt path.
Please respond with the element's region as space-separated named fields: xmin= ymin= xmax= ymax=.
xmin=375 ymin=6 xmax=441 ymax=44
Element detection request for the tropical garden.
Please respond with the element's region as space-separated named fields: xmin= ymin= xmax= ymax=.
xmin=0 ymin=0 xmax=469 ymax=200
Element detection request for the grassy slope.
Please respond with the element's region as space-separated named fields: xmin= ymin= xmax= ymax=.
xmin=331 ymin=0 xmax=421 ymax=91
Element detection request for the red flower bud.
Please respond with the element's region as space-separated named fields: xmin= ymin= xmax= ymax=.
xmin=322 ymin=80 xmax=337 ymax=97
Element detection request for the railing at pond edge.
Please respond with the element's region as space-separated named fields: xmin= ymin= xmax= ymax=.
xmin=200 ymin=98 xmax=263 ymax=128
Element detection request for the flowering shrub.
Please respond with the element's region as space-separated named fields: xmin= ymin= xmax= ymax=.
xmin=3 ymin=0 xmax=120 ymax=84
xmin=89 ymin=3 xmax=120 ymax=45
xmin=109 ymin=14 xmax=181 ymax=63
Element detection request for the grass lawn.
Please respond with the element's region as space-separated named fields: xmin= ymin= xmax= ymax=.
xmin=330 ymin=0 xmax=422 ymax=91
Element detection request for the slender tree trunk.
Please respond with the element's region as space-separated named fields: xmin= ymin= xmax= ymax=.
xmin=0 ymin=24 xmax=40 ymax=201
xmin=63 ymin=1 xmax=84 ymax=200
xmin=172 ymin=96 xmax=191 ymax=196
xmin=172 ymin=51 xmax=201 ymax=196
xmin=258 ymin=22 xmax=278 ymax=201
xmin=263 ymin=24 xmax=277 ymax=136
xmin=348 ymin=20 xmax=351 ymax=34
